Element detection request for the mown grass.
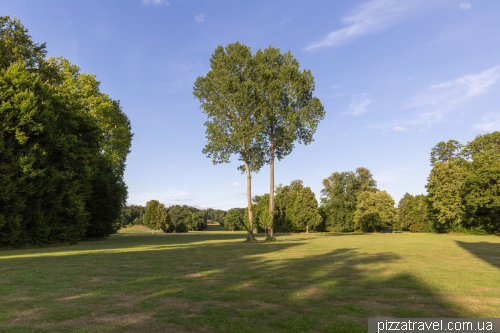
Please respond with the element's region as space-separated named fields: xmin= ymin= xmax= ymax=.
xmin=1 ymin=229 xmax=499 ymax=332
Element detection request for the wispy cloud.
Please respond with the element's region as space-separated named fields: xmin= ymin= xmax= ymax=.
xmin=473 ymin=113 xmax=500 ymax=132
xmin=430 ymin=66 xmax=500 ymax=98
xmin=225 ymin=182 xmax=242 ymax=187
xmin=407 ymin=66 xmax=500 ymax=124
xmin=345 ymin=93 xmax=372 ymax=115
xmin=141 ymin=0 xmax=169 ymax=5
xmin=459 ymin=3 xmax=471 ymax=10
xmin=304 ymin=0 xmax=415 ymax=50
xmin=195 ymin=14 xmax=205 ymax=23
xmin=394 ymin=126 xmax=406 ymax=131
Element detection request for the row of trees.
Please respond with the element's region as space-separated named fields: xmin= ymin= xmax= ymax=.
xmin=0 ymin=17 xmax=133 ymax=247
xmin=137 ymin=202 xmax=208 ymax=233
xmin=194 ymin=42 xmax=325 ymax=241
xmin=425 ymin=132 xmax=500 ymax=234
xmin=319 ymin=132 xmax=500 ymax=235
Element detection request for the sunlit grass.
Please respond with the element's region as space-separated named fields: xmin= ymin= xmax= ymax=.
xmin=1 ymin=231 xmax=499 ymax=332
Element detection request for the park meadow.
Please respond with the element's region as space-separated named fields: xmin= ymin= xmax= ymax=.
xmin=1 ymin=226 xmax=499 ymax=333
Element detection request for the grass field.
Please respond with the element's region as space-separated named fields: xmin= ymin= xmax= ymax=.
xmin=1 ymin=227 xmax=499 ymax=332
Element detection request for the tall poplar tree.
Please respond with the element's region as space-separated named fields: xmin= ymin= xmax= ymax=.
xmin=253 ymin=46 xmax=325 ymax=240
xmin=193 ymin=42 xmax=264 ymax=241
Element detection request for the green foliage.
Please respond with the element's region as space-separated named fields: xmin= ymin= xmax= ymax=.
xmin=0 ymin=17 xmax=132 ymax=247
xmin=45 ymin=56 xmax=133 ymax=177
xmin=273 ymin=180 xmax=305 ymax=232
xmin=286 ymin=187 xmax=322 ymax=232
xmin=224 ymin=208 xmax=245 ymax=231
xmin=430 ymin=140 xmax=463 ymax=165
xmin=194 ymin=42 xmax=265 ymax=240
xmin=0 ymin=62 xmax=100 ymax=246
xmin=168 ymin=205 xmax=207 ymax=231
xmin=0 ymin=16 xmax=47 ymax=71
xmin=85 ymin=155 xmax=127 ymax=239
xmin=122 ymin=205 xmax=146 ymax=225
xmin=144 ymin=200 xmax=159 ymax=228
xmin=174 ymin=221 xmax=188 ymax=233
xmin=426 ymin=161 xmax=466 ymax=230
xmin=150 ymin=204 xmax=169 ymax=233
xmin=354 ymin=191 xmax=397 ymax=232
xmin=397 ymin=193 xmax=429 ymax=233
xmin=357 ymin=212 xmax=384 ymax=233
xmin=426 ymin=132 xmax=500 ymax=234
xmin=253 ymin=194 xmax=272 ymax=232
xmin=320 ymin=167 xmax=378 ymax=232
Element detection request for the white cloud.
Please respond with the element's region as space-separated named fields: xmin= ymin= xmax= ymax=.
xmin=345 ymin=93 xmax=372 ymax=115
xmin=394 ymin=126 xmax=406 ymax=131
xmin=407 ymin=66 xmax=500 ymax=125
xmin=195 ymin=14 xmax=205 ymax=23
xmin=431 ymin=66 xmax=500 ymax=98
xmin=141 ymin=0 xmax=169 ymax=5
xmin=459 ymin=3 xmax=471 ymax=10
xmin=304 ymin=0 xmax=415 ymax=50
xmin=225 ymin=182 xmax=242 ymax=187
xmin=473 ymin=113 xmax=500 ymax=132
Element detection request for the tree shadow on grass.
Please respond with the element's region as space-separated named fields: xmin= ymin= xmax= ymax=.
xmin=0 ymin=236 xmax=466 ymax=333
xmin=455 ymin=240 xmax=500 ymax=270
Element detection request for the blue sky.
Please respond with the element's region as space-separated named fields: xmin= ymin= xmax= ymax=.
xmin=4 ymin=0 xmax=500 ymax=210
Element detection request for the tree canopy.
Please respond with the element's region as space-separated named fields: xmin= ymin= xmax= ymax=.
xmin=252 ymin=46 xmax=325 ymax=240
xmin=194 ymin=42 xmax=264 ymax=241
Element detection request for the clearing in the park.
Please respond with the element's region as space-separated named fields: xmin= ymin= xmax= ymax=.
xmin=1 ymin=227 xmax=499 ymax=332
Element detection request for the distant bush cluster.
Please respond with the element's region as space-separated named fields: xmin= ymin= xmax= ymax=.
xmin=0 ymin=17 xmax=132 ymax=247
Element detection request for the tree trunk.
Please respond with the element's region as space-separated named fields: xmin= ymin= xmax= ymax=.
xmin=306 ymin=223 xmax=309 ymax=234
xmin=244 ymin=161 xmax=255 ymax=241
xmin=268 ymin=141 xmax=275 ymax=240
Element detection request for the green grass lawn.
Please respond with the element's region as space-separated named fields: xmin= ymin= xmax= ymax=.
xmin=1 ymin=230 xmax=499 ymax=332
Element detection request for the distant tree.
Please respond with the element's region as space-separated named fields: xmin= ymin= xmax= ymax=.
xmin=354 ymin=191 xmax=396 ymax=232
xmin=320 ymin=168 xmax=378 ymax=232
xmin=430 ymin=140 xmax=463 ymax=165
xmin=150 ymin=204 xmax=169 ymax=234
xmin=273 ymin=180 xmax=305 ymax=232
xmin=426 ymin=132 xmax=500 ymax=234
xmin=175 ymin=222 xmax=188 ymax=233
xmin=398 ymin=193 xmax=429 ymax=233
xmin=397 ymin=193 xmax=414 ymax=231
xmin=194 ymin=42 xmax=264 ymax=242
xmin=426 ymin=161 xmax=466 ymax=232
xmin=224 ymin=208 xmax=245 ymax=231
xmin=357 ymin=212 xmax=384 ymax=233
xmin=253 ymin=47 xmax=325 ymax=240
xmin=254 ymin=194 xmax=273 ymax=237
xmin=144 ymin=200 xmax=159 ymax=229
xmin=286 ymin=187 xmax=322 ymax=233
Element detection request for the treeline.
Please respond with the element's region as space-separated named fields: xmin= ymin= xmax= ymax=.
xmin=425 ymin=132 xmax=500 ymax=234
xmin=226 ymin=180 xmax=323 ymax=233
xmin=122 ymin=202 xmax=229 ymax=233
xmin=0 ymin=17 xmax=132 ymax=247
xmin=224 ymin=131 xmax=500 ymax=235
